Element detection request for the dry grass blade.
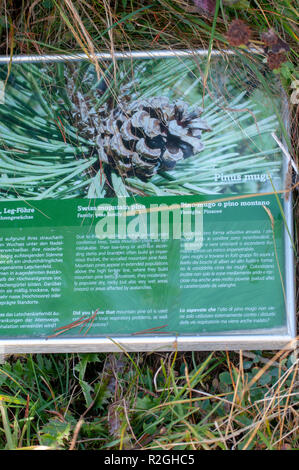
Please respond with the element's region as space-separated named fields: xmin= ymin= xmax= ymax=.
xmin=246 ymin=345 xmax=295 ymax=390
xmin=47 ymin=310 xmax=99 ymax=338
xmin=131 ymin=325 xmax=170 ymax=335
xmin=69 ymin=418 xmax=84 ymax=450
xmin=55 ymin=0 xmax=103 ymax=80
xmin=263 ymin=204 xmax=288 ymax=309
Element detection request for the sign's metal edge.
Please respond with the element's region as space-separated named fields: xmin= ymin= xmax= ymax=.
xmin=0 ymin=48 xmax=239 ymax=63
xmin=0 ymin=49 xmax=296 ymax=352
xmin=0 ymin=334 xmax=296 ymax=353
xmin=282 ymin=96 xmax=297 ymax=341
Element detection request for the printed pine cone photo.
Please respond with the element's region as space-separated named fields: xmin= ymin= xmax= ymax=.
xmin=0 ymin=55 xmax=284 ymax=200
xmin=96 ymin=96 xmax=211 ymax=181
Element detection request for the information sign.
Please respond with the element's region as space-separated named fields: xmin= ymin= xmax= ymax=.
xmin=0 ymin=51 xmax=296 ymax=352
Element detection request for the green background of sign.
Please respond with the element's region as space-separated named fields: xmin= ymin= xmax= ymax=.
xmin=0 ymin=194 xmax=286 ymax=338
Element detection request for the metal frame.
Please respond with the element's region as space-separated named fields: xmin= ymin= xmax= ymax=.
xmin=0 ymin=49 xmax=296 ymax=353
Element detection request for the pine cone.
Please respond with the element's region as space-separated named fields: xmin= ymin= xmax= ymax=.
xmin=96 ymin=96 xmax=211 ymax=181
xmin=267 ymin=51 xmax=287 ymax=70
xmin=62 ymin=65 xmax=211 ymax=182
xmin=63 ymin=65 xmax=107 ymax=141
xmin=192 ymin=0 xmax=216 ymax=15
xmin=261 ymin=29 xmax=289 ymax=54
xmin=261 ymin=28 xmax=278 ymax=47
xmin=227 ymin=19 xmax=252 ymax=47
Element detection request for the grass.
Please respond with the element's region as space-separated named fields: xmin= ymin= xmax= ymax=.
xmin=0 ymin=350 xmax=297 ymax=450
xmin=0 ymin=0 xmax=298 ymax=451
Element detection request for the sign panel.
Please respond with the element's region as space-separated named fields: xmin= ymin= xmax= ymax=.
xmin=0 ymin=51 xmax=296 ymax=352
